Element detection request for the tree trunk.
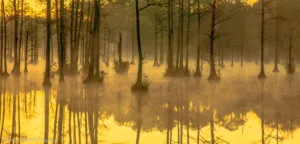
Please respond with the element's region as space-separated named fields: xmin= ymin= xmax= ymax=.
xmin=241 ymin=42 xmax=243 ymax=67
xmin=118 ymin=33 xmax=122 ymax=64
xmin=287 ymin=31 xmax=293 ymax=74
xmin=131 ymin=22 xmax=135 ymax=64
xmin=165 ymin=0 xmax=174 ymax=75
xmin=2 ymin=0 xmax=8 ymax=76
xmin=18 ymin=0 xmax=24 ymax=68
xmin=273 ymin=0 xmax=279 ymax=72
xmin=0 ymin=0 xmax=3 ymax=74
xmin=76 ymin=0 xmax=84 ymax=70
xmin=175 ymin=1 xmax=181 ymax=69
xmin=59 ymin=0 xmax=66 ymax=82
xmin=179 ymin=0 xmax=183 ymax=70
xmin=132 ymin=0 xmax=144 ymax=90
xmin=43 ymin=0 xmax=52 ymax=86
xmin=184 ymin=0 xmax=190 ymax=73
xmin=70 ymin=0 xmax=80 ymax=74
xmin=258 ymin=0 xmax=266 ymax=79
xmin=24 ymin=30 xmax=29 ymax=73
xmin=106 ymin=31 xmax=110 ymax=65
xmin=159 ymin=25 xmax=164 ymax=65
xmin=231 ymin=45 xmax=234 ymax=67
xmin=83 ymin=0 xmax=100 ymax=83
xmin=55 ymin=0 xmax=61 ymax=72
xmin=208 ymin=0 xmax=219 ymax=81
xmin=11 ymin=0 xmax=21 ymax=76
xmin=153 ymin=14 xmax=159 ymax=66
xmin=195 ymin=0 xmax=201 ymax=76
xmin=84 ymin=0 xmax=91 ymax=73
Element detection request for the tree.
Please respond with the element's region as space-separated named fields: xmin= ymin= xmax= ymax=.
xmin=164 ymin=0 xmax=174 ymax=76
xmin=43 ymin=0 xmax=52 ymax=86
xmin=59 ymin=0 xmax=66 ymax=82
xmin=11 ymin=0 xmax=21 ymax=76
xmin=272 ymin=0 xmax=279 ymax=72
xmin=83 ymin=0 xmax=101 ymax=83
xmin=184 ymin=0 xmax=192 ymax=75
xmin=153 ymin=12 xmax=159 ymax=66
xmin=1 ymin=0 xmax=8 ymax=76
xmin=132 ymin=0 xmax=166 ymax=90
xmin=258 ymin=0 xmax=268 ymax=79
xmin=194 ymin=0 xmax=206 ymax=76
xmin=132 ymin=0 xmax=144 ymax=90
xmin=205 ymin=0 xmax=233 ymax=81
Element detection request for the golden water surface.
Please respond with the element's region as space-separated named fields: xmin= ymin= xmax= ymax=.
xmin=0 ymin=59 xmax=300 ymax=144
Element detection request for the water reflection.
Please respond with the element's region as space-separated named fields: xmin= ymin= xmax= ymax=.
xmin=1 ymin=64 xmax=300 ymax=143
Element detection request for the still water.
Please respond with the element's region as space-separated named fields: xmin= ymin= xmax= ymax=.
xmin=0 ymin=60 xmax=300 ymax=144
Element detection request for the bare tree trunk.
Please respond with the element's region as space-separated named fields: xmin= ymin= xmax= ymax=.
xmin=165 ymin=0 xmax=174 ymax=75
xmin=2 ymin=0 xmax=8 ymax=76
xmin=195 ymin=0 xmax=201 ymax=76
xmin=0 ymin=6 xmax=3 ymax=74
xmin=208 ymin=0 xmax=219 ymax=81
xmin=218 ymin=41 xmax=221 ymax=66
xmin=24 ymin=30 xmax=29 ymax=73
xmin=241 ymin=42 xmax=243 ymax=67
xmin=153 ymin=13 xmax=159 ymax=66
xmin=43 ymin=0 xmax=52 ymax=86
xmin=70 ymin=0 xmax=80 ymax=74
xmin=221 ymin=42 xmax=224 ymax=68
xmin=18 ymin=0 xmax=24 ymax=67
xmin=159 ymin=25 xmax=164 ymax=65
xmin=287 ymin=30 xmax=294 ymax=74
xmin=273 ymin=0 xmax=279 ymax=72
xmin=83 ymin=0 xmax=100 ymax=83
xmin=184 ymin=0 xmax=190 ymax=74
xmin=84 ymin=0 xmax=91 ymax=73
xmin=131 ymin=22 xmax=135 ymax=64
xmin=59 ymin=0 xmax=66 ymax=82
xmin=106 ymin=30 xmax=110 ymax=65
xmin=179 ymin=0 xmax=183 ymax=70
xmin=118 ymin=33 xmax=122 ymax=64
xmin=55 ymin=0 xmax=61 ymax=72
xmin=132 ymin=0 xmax=144 ymax=90
xmin=76 ymin=0 xmax=84 ymax=71
xmin=11 ymin=0 xmax=21 ymax=76
xmin=231 ymin=45 xmax=234 ymax=67
xmin=175 ymin=1 xmax=180 ymax=69
xmin=258 ymin=0 xmax=266 ymax=79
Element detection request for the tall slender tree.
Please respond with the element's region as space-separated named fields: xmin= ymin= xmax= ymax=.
xmin=11 ymin=0 xmax=21 ymax=76
xmin=43 ymin=0 xmax=52 ymax=86
xmin=258 ymin=0 xmax=267 ymax=79
xmin=59 ymin=0 xmax=66 ymax=82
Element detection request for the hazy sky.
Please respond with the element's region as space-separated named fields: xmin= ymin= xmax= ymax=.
xmin=20 ymin=0 xmax=258 ymax=16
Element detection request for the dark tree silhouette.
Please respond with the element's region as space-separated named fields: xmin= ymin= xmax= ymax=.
xmin=43 ymin=0 xmax=52 ymax=86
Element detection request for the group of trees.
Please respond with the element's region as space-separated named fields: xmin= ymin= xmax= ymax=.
xmin=0 ymin=0 xmax=299 ymax=89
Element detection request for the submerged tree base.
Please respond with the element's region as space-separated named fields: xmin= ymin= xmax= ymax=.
xmin=193 ymin=70 xmax=202 ymax=77
xmin=114 ymin=60 xmax=130 ymax=74
xmin=208 ymin=72 xmax=220 ymax=81
xmin=273 ymin=67 xmax=279 ymax=72
xmin=258 ymin=72 xmax=267 ymax=79
xmin=131 ymin=76 xmax=150 ymax=91
xmin=11 ymin=70 xmax=21 ymax=77
xmin=287 ymin=68 xmax=295 ymax=74
xmin=153 ymin=61 xmax=159 ymax=67
xmin=1 ymin=72 xmax=10 ymax=77
xmin=42 ymin=79 xmax=52 ymax=87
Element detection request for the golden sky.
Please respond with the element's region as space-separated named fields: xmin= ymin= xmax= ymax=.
xmin=7 ymin=0 xmax=258 ymax=17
